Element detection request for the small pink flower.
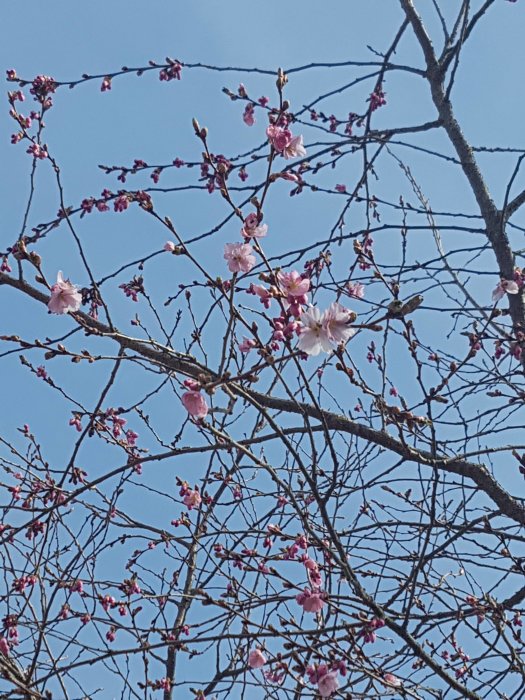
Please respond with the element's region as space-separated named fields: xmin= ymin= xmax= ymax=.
xmin=48 ymin=272 xmax=82 ymax=315
xmin=304 ymin=558 xmax=322 ymax=587
xmin=278 ymin=270 xmax=310 ymax=299
xmin=335 ymin=184 xmax=347 ymax=193
xmin=71 ymin=579 xmax=84 ymax=594
xmin=347 ymin=282 xmax=365 ymax=299
xmin=241 ymin=213 xmax=268 ymax=239
xmin=283 ymin=134 xmax=306 ymax=160
xmin=239 ymin=337 xmax=256 ymax=353
xmin=322 ymin=302 xmax=356 ymax=345
xmin=184 ymin=378 xmax=200 ymax=391
xmin=181 ymin=391 xmax=208 ymax=419
xmin=492 ymin=278 xmax=520 ymax=302
xmin=297 ymin=307 xmax=332 ymax=356
xmin=383 ymin=673 xmax=402 ymax=687
xmin=100 ymin=595 xmax=116 ymax=611
xmin=183 ymin=489 xmax=202 ymax=510
xmin=114 ymin=194 xmax=129 ymax=212
xmin=248 ymin=649 xmax=267 ymax=669
xmin=248 ymin=283 xmax=272 ymax=308
xmin=164 ymin=241 xmax=176 ymax=252
xmin=243 ymin=103 xmax=255 ymax=126
xmin=318 ymin=671 xmax=339 ymax=697
xmin=266 ymin=125 xmax=292 ymax=153
xmin=224 ymin=242 xmax=256 ymax=274
xmin=159 ymin=62 xmax=182 ymax=81
xmin=369 ymin=88 xmax=387 ymax=111
xmin=27 ymin=143 xmax=48 ymax=159
xmin=296 ymin=587 xmax=326 ymax=613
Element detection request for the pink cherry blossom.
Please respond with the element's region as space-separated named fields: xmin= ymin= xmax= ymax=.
xmin=224 ymin=243 xmax=256 ymax=274
xmin=492 ymin=278 xmax=520 ymax=302
xmin=27 ymin=143 xmax=48 ymax=159
xmin=283 ymin=134 xmax=306 ymax=160
xmin=266 ymin=126 xmax=307 ymax=159
xmin=183 ymin=378 xmax=200 ymax=391
xmin=164 ymin=241 xmax=176 ymax=252
xmin=322 ymin=302 xmax=356 ymax=345
xmin=297 ymin=307 xmax=332 ymax=356
xmin=317 ymin=670 xmax=339 ymax=697
xmin=278 ymin=270 xmax=310 ymax=300
xmin=241 ymin=213 xmax=268 ymax=239
xmin=304 ymin=557 xmax=322 ymax=587
xmin=347 ymin=282 xmax=365 ymax=299
xmin=181 ymin=391 xmax=209 ymax=419
xmin=183 ymin=489 xmax=202 ymax=510
xmin=248 ymin=283 xmax=272 ymax=308
xmin=248 ymin=648 xmax=266 ymax=669
xmin=296 ymin=587 xmax=325 ymax=613
xmin=239 ymin=337 xmax=256 ymax=353
xmin=266 ymin=125 xmax=292 ymax=153
xmin=48 ymin=271 xmax=82 ymax=315
xmin=243 ymin=103 xmax=255 ymax=126
xmin=383 ymin=673 xmax=402 ymax=687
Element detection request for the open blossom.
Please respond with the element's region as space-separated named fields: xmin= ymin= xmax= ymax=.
xmin=296 ymin=587 xmax=325 ymax=613
xmin=241 ymin=212 xmax=268 ymax=239
xmin=297 ymin=307 xmax=332 ymax=356
xmin=297 ymin=303 xmax=355 ymax=356
xmin=224 ymin=242 xmax=256 ymax=274
xmin=318 ymin=671 xmax=339 ymax=697
xmin=266 ymin=125 xmax=291 ymax=152
xmin=248 ymin=649 xmax=266 ymax=669
xmin=323 ymin=302 xmax=356 ymax=345
xmin=307 ymin=665 xmax=339 ymax=697
xmin=48 ymin=271 xmax=82 ymax=315
xmin=278 ymin=270 xmax=310 ymax=300
xmin=183 ymin=489 xmax=202 ymax=510
xmin=181 ymin=391 xmax=208 ymax=419
xmin=266 ymin=125 xmax=307 ymax=159
xmin=283 ymin=134 xmax=306 ymax=160
xmin=347 ymin=281 xmax=365 ymax=299
xmin=492 ymin=278 xmax=520 ymax=302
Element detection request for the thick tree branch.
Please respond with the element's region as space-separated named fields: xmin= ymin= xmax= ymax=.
xmin=3 ymin=270 xmax=524 ymax=529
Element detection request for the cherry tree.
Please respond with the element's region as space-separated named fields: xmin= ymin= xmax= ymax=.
xmin=2 ymin=2 xmax=525 ymax=699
